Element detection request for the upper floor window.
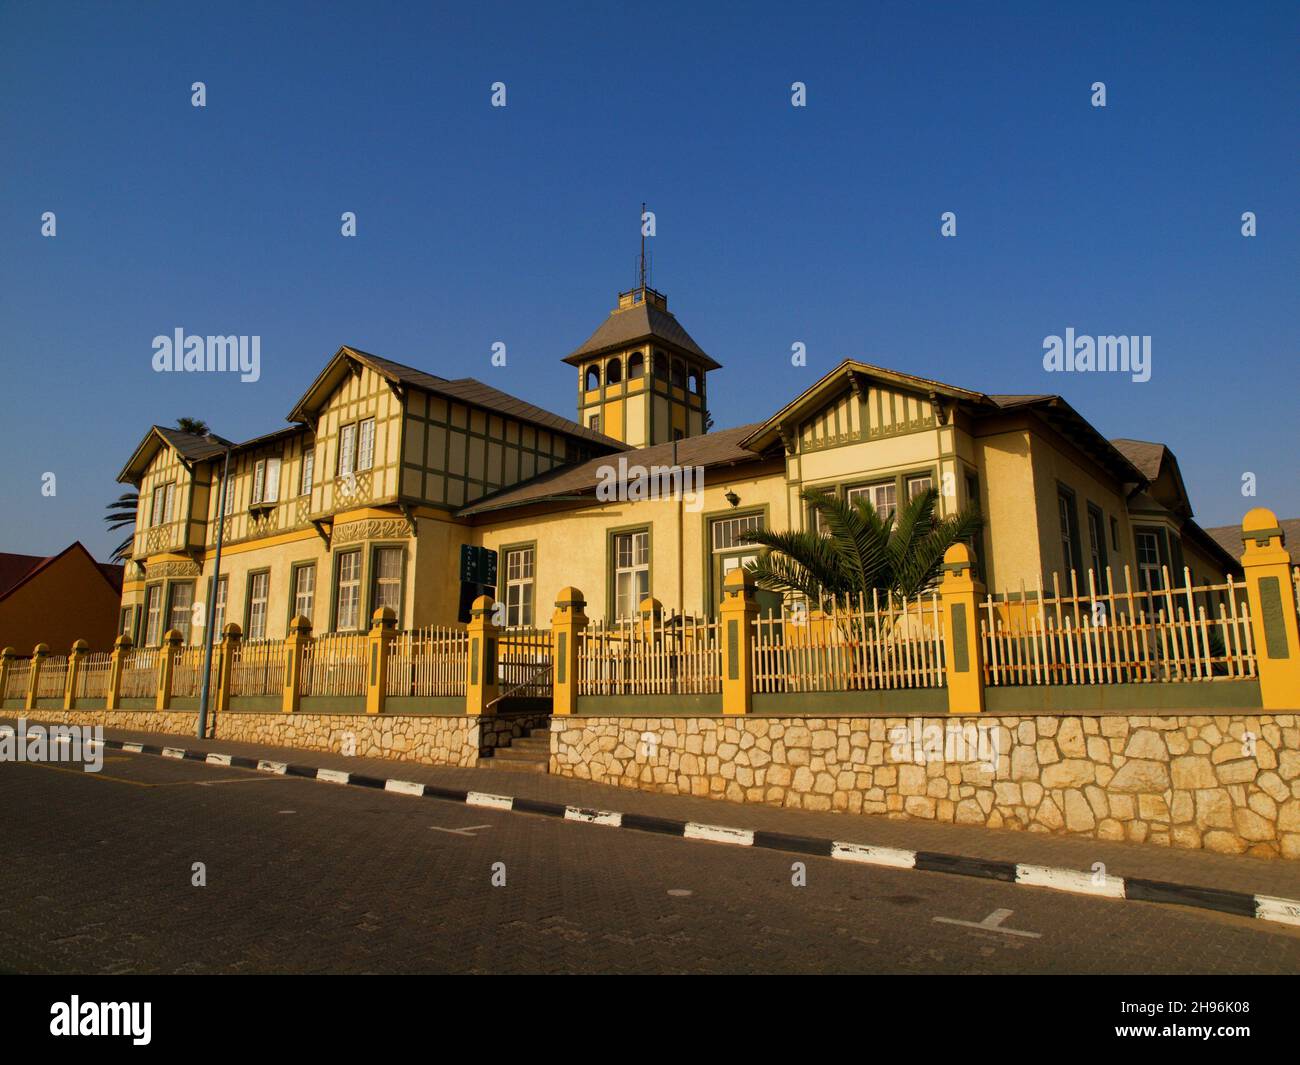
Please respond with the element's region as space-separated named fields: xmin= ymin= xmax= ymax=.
xmin=357 ymin=418 xmax=376 ymax=471
xmin=906 ymin=474 xmax=933 ymax=500
xmin=252 ymin=457 xmax=281 ymax=505
xmin=688 ymin=368 xmax=702 ymax=394
xmin=150 ymin=482 xmax=175 ymax=528
xmin=584 ymin=365 xmax=600 ymax=391
xmin=606 ymin=357 xmax=623 ymax=385
xmin=628 ymin=352 xmax=645 ymax=379
xmin=588 ymin=414 xmax=601 ymax=433
xmin=300 ymin=448 xmax=315 ymax=496
xmin=338 ymin=423 xmax=357 ymax=477
xmin=670 ymin=360 xmax=685 ymax=390
xmin=652 ymin=352 xmax=668 ymax=380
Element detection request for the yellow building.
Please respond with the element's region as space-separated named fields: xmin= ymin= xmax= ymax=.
xmin=114 ymin=280 xmax=1240 ymax=645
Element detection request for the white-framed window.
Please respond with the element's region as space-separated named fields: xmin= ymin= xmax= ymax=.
xmin=164 ymin=482 xmax=175 ymax=524
xmin=1136 ymin=531 xmax=1163 ymax=591
xmin=613 ymin=530 xmax=650 ymax=621
xmin=338 ymin=423 xmax=357 ymax=478
xmin=212 ymin=575 xmax=228 ymax=633
xmin=504 ymin=546 xmax=535 ymax=627
xmin=847 ymin=481 xmax=897 ymax=523
xmin=711 ymin=513 xmax=762 ymax=552
xmin=906 ymin=474 xmax=933 ymax=500
xmin=252 ymin=461 xmax=265 ymax=504
xmin=222 ymin=473 xmax=236 ymax=516
xmin=371 ymin=547 xmax=402 ymax=616
xmin=292 ymin=565 xmax=315 ymax=622
xmin=357 ymin=418 xmax=375 ymax=471
xmin=167 ymin=582 xmax=194 ymax=642
xmin=150 ymin=485 xmax=165 ymax=527
xmin=264 ymin=457 xmax=281 ymax=503
xmin=246 ymin=571 xmax=270 ymax=640
xmin=300 ymin=448 xmax=315 ymax=496
xmin=335 ymin=550 xmax=362 ymax=631
xmin=144 ymin=584 xmax=163 ymax=647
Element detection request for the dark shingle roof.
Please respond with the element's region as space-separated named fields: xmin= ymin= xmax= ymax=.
xmin=153 ymin=427 xmax=232 ymax=463
xmin=1109 ymin=438 xmax=1167 ymax=481
xmin=563 ymin=300 xmax=720 ymax=369
xmin=457 ymin=423 xmax=765 ymax=517
xmin=334 ymin=349 xmax=626 ymax=450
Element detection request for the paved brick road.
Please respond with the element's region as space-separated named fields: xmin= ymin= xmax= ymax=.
xmin=2 ymin=750 xmax=1299 ymax=974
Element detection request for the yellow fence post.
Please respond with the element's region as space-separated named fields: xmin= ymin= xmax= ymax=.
xmin=720 ymin=568 xmax=758 ymax=715
xmin=366 ymin=607 xmax=397 ymax=715
xmin=466 ymin=594 xmax=499 ymax=716
xmin=283 ymin=616 xmax=310 ymax=714
xmin=26 ymin=643 xmax=48 ymax=711
xmin=551 ymin=587 xmax=587 ymax=716
xmin=106 ymin=635 xmax=129 ymax=710
xmin=1241 ymin=507 xmax=1300 ymax=710
xmin=156 ymin=629 xmax=182 ymax=711
xmin=64 ymin=639 xmax=88 ymax=710
xmin=217 ymin=623 xmax=241 ymax=716
xmin=0 ymin=647 xmax=15 ymax=704
xmin=941 ymin=543 xmax=986 ymax=714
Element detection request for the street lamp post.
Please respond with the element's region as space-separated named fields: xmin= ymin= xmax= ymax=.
xmin=197 ymin=443 xmax=232 ymax=738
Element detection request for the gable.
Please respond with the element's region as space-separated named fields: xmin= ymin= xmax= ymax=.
xmin=798 ymin=384 xmax=937 ymax=453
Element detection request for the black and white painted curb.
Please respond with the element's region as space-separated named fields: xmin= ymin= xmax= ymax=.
xmin=48 ymin=734 xmax=1300 ymax=929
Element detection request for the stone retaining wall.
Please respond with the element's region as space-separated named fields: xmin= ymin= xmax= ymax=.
xmin=14 ymin=708 xmax=547 ymax=768
xmin=551 ymin=713 xmax=1300 ymax=859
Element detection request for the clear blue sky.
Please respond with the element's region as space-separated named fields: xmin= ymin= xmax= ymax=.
xmin=1 ymin=0 xmax=1295 ymax=562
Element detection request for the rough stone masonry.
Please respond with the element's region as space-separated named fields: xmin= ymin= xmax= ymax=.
xmin=550 ymin=713 xmax=1300 ymax=859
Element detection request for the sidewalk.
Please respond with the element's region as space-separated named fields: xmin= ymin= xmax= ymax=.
xmin=10 ymin=714 xmax=1300 ymax=904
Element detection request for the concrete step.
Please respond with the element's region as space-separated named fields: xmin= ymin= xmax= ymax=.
xmin=507 ymin=737 xmax=550 ymax=752
xmin=490 ymin=746 xmax=549 ymax=763
xmin=481 ymin=757 xmax=548 ymax=773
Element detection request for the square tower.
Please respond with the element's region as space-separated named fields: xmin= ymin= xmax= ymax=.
xmin=563 ymin=285 xmax=720 ymax=447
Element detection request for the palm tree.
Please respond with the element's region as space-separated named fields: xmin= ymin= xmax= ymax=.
xmin=740 ymin=485 xmax=982 ymax=607
xmin=105 ymin=417 xmax=211 ymax=562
